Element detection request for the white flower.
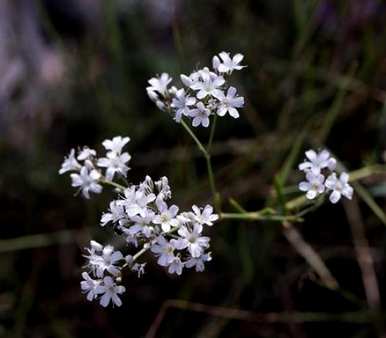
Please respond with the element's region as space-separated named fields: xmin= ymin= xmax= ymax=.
xmin=59 ymin=149 xmax=81 ymax=174
xmin=122 ymin=186 xmax=156 ymax=217
xmin=168 ymin=256 xmax=184 ymax=275
xmin=171 ymin=224 xmax=210 ymax=258
xmin=131 ymin=263 xmax=146 ymax=277
xmin=212 ymin=55 xmax=221 ymax=72
xmin=128 ymin=210 xmax=156 ymax=238
xmin=153 ymin=199 xmax=179 ymax=232
xmin=147 ymin=73 xmax=172 ymax=97
xmin=325 ymin=172 xmax=353 ymax=204
xmin=190 ymin=72 xmax=225 ymax=100
xmin=95 ymin=276 xmax=125 ymax=307
xmin=171 ymin=88 xmax=196 ymax=122
xmin=151 ymin=236 xmax=175 ymax=266
xmin=217 ymin=52 xmax=245 ymax=73
xmin=155 ymin=176 xmax=172 ymax=199
xmin=100 ymin=201 xmax=126 ymax=226
xmin=80 ymin=272 xmax=100 ymax=301
xmin=192 ymin=205 xmax=219 ymax=226
xmin=216 ymin=86 xmax=244 ymax=118
xmin=87 ymin=245 xmax=123 ymax=278
xmin=180 ymin=72 xmax=200 ymax=87
xmin=102 ymin=136 xmax=130 ymax=154
xmin=97 ymin=151 xmax=131 ymax=181
xmin=299 ymin=150 xmax=336 ymax=175
xmin=188 ymin=102 xmax=211 ymax=128
xmin=299 ymin=172 xmax=325 ymax=200
xmin=70 ymin=166 xmax=102 ymax=199
xmin=185 ymin=253 xmax=212 ymax=272
xmin=77 ymin=147 xmax=97 ymax=161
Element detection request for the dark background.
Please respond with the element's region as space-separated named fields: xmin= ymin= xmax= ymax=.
xmin=1 ymin=0 xmax=386 ymax=337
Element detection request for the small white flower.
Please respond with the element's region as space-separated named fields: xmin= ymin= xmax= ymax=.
xmin=100 ymin=201 xmax=126 ymax=226
xmin=59 ymin=149 xmax=81 ymax=174
xmin=95 ymin=276 xmax=125 ymax=307
xmin=80 ymin=272 xmax=100 ymax=301
xmin=192 ymin=205 xmax=219 ymax=226
xmin=299 ymin=172 xmax=325 ymax=200
xmin=97 ymin=151 xmax=131 ymax=181
xmin=77 ymin=147 xmax=97 ymax=161
xmin=122 ymin=186 xmax=156 ymax=217
xmin=102 ymin=136 xmax=130 ymax=154
xmin=190 ymin=72 xmax=225 ymax=100
xmin=151 ymin=236 xmax=175 ymax=266
xmin=168 ymin=256 xmax=184 ymax=275
xmin=185 ymin=253 xmax=212 ymax=272
xmin=70 ymin=166 xmax=102 ymax=199
xmin=217 ymin=52 xmax=245 ymax=73
xmin=155 ymin=176 xmax=172 ymax=199
xmin=299 ymin=150 xmax=336 ymax=175
xmin=180 ymin=72 xmax=200 ymax=87
xmin=189 ymin=102 xmax=211 ymax=128
xmin=171 ymin=224 xmax=210 ymax=258
xmin=128 ymin=210 xmax=156 ymax=238
xmin=86 ymin=244 xmax=123 ymax=278
xmin=153 ymin=199 xmax=179 ymax=232
xmin=325 ymin=172 xmax=353 ymax=204
xmin=147 ymin=73 xmax=172 ymax=97
xmin=131 ymin=263 xmax=146 ymax=277
xmin=216 ymin=86 xmax=244 ymax=118
xmin=171 ymin=88 xmax=196 ymax=122
xmin=212 ymin=55 xmax=221 ymax=72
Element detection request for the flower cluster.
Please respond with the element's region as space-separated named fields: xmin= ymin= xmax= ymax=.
xmin=60 ymin=137 xmax=218 ymax=307
xmin=298 ymin=149 xmax=353 ymax=204
xmin=146 ymin=52 xmax=245 ymax=127
xmin=59 ymin=136 xmax=131 ymax=198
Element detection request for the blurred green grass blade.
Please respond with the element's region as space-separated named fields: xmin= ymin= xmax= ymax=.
xmin=353 ymin=183 xmax=386 ymax=226
xmin=318 ymin=64 xmax=357 ymax=143
xmin=277 ymin=130 xmax=306 ymax=186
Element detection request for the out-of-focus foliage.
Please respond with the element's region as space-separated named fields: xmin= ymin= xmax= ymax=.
xmin=1 ymin=0 xmax=386 ymax=337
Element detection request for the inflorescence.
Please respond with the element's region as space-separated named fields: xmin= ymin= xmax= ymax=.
xmin=298 ymin=149 xmax=353 ymax=203
xmin=60 ymin=136 xmax=218 ymax=307
xmin=146 ymin=52 xmax=245 ymax=127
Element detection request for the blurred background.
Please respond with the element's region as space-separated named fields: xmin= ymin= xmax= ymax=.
xmin=1 ymin=0 xmax=386 ymax=337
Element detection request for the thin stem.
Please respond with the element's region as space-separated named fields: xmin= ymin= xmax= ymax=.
xmin=180 ymin=119 xmax=209 ymax=158
xmin=221 ymin=212 xmax=302 ymax=223
xmin=100 ymin=178 xmax=127 ymax=191
xmin=207 ymin=114 xmax=217 ymax=152
xmin=180 ymin=119 xmax=221 ymax=212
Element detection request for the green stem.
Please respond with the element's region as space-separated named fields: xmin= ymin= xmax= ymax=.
xmin=207 ymin=114 xmax=217 ymax=152
xmin=100 ymin=178 xmax=127 ymax=191
xmin=221 ymin=212 xmax=302 ymax=223
xmin=180 ymin=119 xmax=221 ymax=212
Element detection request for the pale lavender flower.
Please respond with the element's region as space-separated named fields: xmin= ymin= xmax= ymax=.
xmin=151 ymin=236 xmax=175 ymax=266
xmin=70 ymin=166 xmax=102 ymax=199
xmin=95 ymin=276 xmax=125 ymax=307
xmin=59 ymin=149 xmax=81 ymax=174
xmin=299 ymin=149 xmax=336 ymax=175
xmin=216 ymin=86 xmax=244 ymax=118
xmin=102 ymin=136 xmax=130 ymax=154
xmin=298 ymin=172 xmax=325 ymax=200
xmin=171 ymin=224 xmax=210 ymax=258
xmin=97 ymin=151 xmax=131 ymax=181
xmin=217 ymin=52 xmax=245 ymax=73
xmin=171 ymin=88 xmax=196 ymax=122
xmin=167 ymin=256 xmax=184 ymax=275
xmin=185 ymin=253 xmax=212 ymax=272
xmin=80 ymin=272 xmax=100 ymax=301
xmin=325 ymin=172 xmax=353 ymax=203
xmin=189 ymin=102 xmax=211 ymax=128
xmin=192 ymin=205 xmax=219 ymax=226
